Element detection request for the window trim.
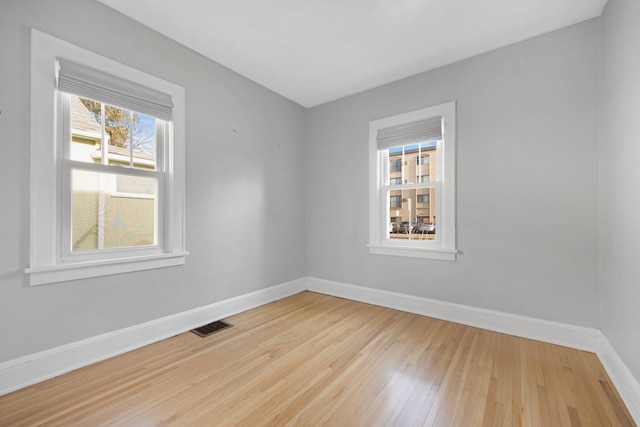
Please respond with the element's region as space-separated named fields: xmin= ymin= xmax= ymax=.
xmin=27 ymin=29 xmax=187 ymax=285
xmin=368 ymin=102 xmax=457 ymax=260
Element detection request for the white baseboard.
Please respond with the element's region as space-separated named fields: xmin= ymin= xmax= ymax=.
xmin=305 ymin=277 xmax=600 ymax=351
xmin=596 ymin=333 xmax=640 ymax=423
xmin=0 ymin=278 xmax=306 ymax=397
xmin=2 ymin=275 xmax=638 ymax=426
xmin=304 ymin=276 xmax=639 ymax=425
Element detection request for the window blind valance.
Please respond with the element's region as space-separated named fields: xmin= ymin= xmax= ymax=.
xmin=376 ymin=116 xmax=442 ymax=151
xmin=56 ymin=59 xmax=173 ymax=121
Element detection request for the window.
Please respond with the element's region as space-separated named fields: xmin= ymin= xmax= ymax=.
xmin=27 ymin=29 xmax=187 ymax=285
xmin=390 ymin=159 xmax=402 ymax=172
xmin=389 ymin=177 xmax=402 ymax=185
xmin=417 ymin=156 xmax=430 ymax=165
xmin=368 ymin=102 xmax=456 ymax=260
xmin=417 ymin=194 xmax=430 ymax=204
xmin=65 ymin=95 xmax=163 ymax=253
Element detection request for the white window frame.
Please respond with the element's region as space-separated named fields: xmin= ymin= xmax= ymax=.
xmin=26 ymin=29 xmax=187 ymax=285
xmin=368 ymin=102 xmax=457 ymax=261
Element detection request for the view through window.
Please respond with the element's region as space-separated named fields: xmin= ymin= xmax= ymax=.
xmin=387 ymin=141 xmax=437 ymax=241
xmin=66 ymin=95 xmax=163 ymax=252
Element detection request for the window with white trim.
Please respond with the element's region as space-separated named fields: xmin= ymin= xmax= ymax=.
xmin=368 ymin=102 xmax=457 ymax=260
xmin=27 ymin=29 xmax=187 ymax=285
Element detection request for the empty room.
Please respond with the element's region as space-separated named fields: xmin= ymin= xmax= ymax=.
xmin=0 ymin=0 xmax=638 ymax=425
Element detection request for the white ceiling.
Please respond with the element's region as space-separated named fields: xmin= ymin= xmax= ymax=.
xmin=97 ymin=0 xmax=607 ymax=108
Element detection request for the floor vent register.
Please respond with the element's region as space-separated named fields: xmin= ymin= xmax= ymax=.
xmin=191 ymin=320 xmax=233 ymax=337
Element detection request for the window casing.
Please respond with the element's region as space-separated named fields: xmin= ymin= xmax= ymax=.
xmin=27 ymin=29 xmax=187 ymax=285
xmin=368 ymin=102 xmax=457 ymax=260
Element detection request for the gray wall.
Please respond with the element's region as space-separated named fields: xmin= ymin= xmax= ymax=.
xmin=600 ymin=0 xmax=640 ymax=380
xmin=0 ymin=0 xmax=306 ymax=362
xmin=1 ymin=0 xmax=634 ymax=384
xmin=305 ymin=20 xmax=601 ymax=327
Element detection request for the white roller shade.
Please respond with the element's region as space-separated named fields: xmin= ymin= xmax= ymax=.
xmin=56 ymin=58 xmax=173 ymax=121
xmin=377 ymin=116 xmax=442 ymax=150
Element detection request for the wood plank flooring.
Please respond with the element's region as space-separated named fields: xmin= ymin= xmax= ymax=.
xmin=0 ymin=291 xmax=634 ymax=426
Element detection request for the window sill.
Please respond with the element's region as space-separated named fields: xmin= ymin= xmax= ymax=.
xmin=368 ymin=244 xmax=457 ymax=261
xmin=25 ymin=252 xmax=189 ymax=286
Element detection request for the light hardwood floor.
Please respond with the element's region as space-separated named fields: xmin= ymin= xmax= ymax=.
xmin=0 ymin=291 xmax=634 ymax=426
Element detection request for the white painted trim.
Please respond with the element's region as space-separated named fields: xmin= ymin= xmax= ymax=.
xmin=0 ymin=278 xmax=306 ymax=397
xmin=2 ymin=275 xmax=637 ymax=426
xmin=28 ymin=29 xmax=187 ymax=286
xmin=368 ymin=102 xmax=457 ymax=261
xmin=305 ymin=276 xmax=639 ymax=424
xmin=368 ymin=244 xmax=457 ymax=261
xmin=305 ymin=277 xmax=600 ymax=351
xmin=26 ymin=252 xmax=189 ymax=286
xmin=596 ymin=333 xmax=640 ymax=423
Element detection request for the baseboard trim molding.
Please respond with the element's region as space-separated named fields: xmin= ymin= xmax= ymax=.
xmin=305 ymin=277 xmax=600 ymax=352
xmin=2 ymin=275 xmax=638 ymax=426
xmin=596 ymin=333 xmax=640 ymax=423
xmin=305 ymin=276 xmax=639 ymax=424
xmin=0 ymin=278 xmax=306 ymax=397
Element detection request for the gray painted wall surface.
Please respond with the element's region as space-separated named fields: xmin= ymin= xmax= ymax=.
xmin=0 ymin=0 xmax=306 ymax=362
xmin=1 ymin=0 xmax=632 ymax=380
xmin=600 ymin=0 xmax=640 ymax=381
xmin=305 ymin=20 xmax=601 ymax=327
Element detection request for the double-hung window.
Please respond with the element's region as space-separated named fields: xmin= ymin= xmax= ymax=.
xmin=368 ymin=102 xmax=457 ymax=260
xmin=27 ymin=30 xmax=187 ymax=285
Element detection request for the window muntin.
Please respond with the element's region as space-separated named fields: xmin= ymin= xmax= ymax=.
xmin=368 ymin=101 xmax=456 ymax=260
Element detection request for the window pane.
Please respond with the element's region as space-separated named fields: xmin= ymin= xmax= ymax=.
xmin=131 ymin=112 xmax=157 ymax=171
xmin=103 ymin=106 xmax=157 ymax=170
xmin=69 ymin=95 xmax=157 ymax=170
xmin=71 ymin=169 xmax=157 ymax=251
xmin=69 ymin=96 xmax=103 ymax=163
xmin=387 ymin=141 xmax=437 ymax=186
xmin=388 ymin=188 xmax=436 ymax=241
xmin=104 ymin=103 xmax=133 ymax=167
xmin=416 ymin=141 xmax=436 ymax=183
